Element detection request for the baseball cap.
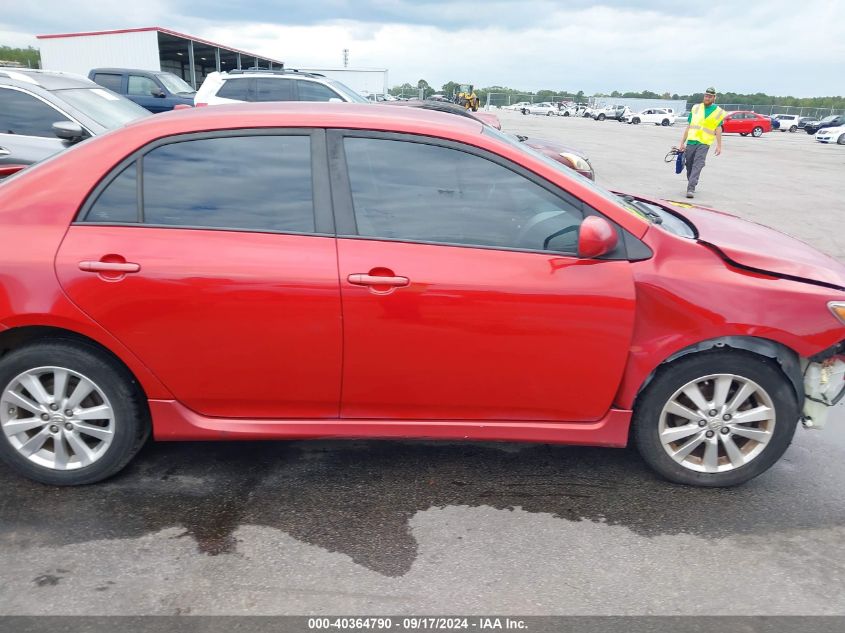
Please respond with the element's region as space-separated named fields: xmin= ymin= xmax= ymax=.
xmin=705 ymin=87 xmax=717 ymax=95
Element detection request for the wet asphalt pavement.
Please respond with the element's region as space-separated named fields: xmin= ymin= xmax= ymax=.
xmin=1 ymin=423 xmax=845 ymax=614
xmin=1 ymin=113 xmax=844 ymax=615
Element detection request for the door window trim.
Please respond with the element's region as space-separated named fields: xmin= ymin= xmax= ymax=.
xmin=326 ymin=129 xmax=632 ymax=260
xmin=76 ymin=128 xmax=335 ymax=236
xmin=0 ymin=85 xmax=91 ymax=138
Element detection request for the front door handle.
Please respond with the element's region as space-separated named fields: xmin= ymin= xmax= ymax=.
xmin=0 ymin=147 xmax=10 ymax=157
xmin=347 ymin=274 xmax=409 ymax=287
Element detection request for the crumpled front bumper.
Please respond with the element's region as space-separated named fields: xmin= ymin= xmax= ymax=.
xmin=802 ymin=355 xmax=845 ymax=429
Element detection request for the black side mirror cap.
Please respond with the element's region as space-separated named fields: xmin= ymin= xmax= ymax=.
xmin=52 ymin=121 xmax=87 ymax=143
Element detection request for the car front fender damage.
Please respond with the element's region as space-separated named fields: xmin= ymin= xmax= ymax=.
xmin=802 ymin=340 xmax=845 ymax=430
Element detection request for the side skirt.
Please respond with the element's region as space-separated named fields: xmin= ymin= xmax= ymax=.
xmin=149 ymin=400 xmax=632 ymax=448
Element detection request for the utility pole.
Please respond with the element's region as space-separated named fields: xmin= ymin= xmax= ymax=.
xmin=343 ymin=49 xmax=349 ymax=68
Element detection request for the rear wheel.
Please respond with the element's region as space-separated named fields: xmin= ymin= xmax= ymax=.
xmin=632 ymin=118 xmax=640 ymax=124
xmin=752 ymin=126 xmax=764 ymax=137
xmin=789 ymin=125 xmax=797 ymax=132
xmin=633 ymin=351 xmax=798 ymax=487
xmin=547 ymin=111 xmax=553 ymax=116
xmin=661 ymin=119 xmax=670 ymax=126
xmin=563 ymin=111 xmax=570 ymax=117
xmin=0 ymin=340 xmax=148 ymax=485
xmin=740 ymin=132 xmax=749 ymax=136
xmin=838 ymin=133 xmax=845 ymax=145
xmin=597 ymin=113 xmax=606 ymax=121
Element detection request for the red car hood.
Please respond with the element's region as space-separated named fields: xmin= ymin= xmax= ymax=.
xmin=661 ymin=199 xmax=845 ymax=290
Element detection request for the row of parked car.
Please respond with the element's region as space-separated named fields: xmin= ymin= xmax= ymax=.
xmin=0 ymin=67 xmax=596 ymax=182
xmin=507 ymin=99 xmax=845 ymax=144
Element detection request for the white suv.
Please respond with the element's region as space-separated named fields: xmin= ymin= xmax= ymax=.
xmin=194 ymin=69 xmax=370 ymax=106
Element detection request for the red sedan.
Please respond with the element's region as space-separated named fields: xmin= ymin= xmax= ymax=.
xmin=0 ymin=103 xmax=843 ymax=487
xmin=720 ymin=110 xmax=773 ymax=137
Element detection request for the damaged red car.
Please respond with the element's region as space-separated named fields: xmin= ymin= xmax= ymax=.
xmin=0 ymin=103 xmax=843 ymax=487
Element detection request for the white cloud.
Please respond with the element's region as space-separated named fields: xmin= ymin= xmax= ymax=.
xmin=2 ymin=1 xmax=843 ymax=96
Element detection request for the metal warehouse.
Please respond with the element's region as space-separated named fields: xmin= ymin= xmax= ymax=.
xmin=36 ymin=27 xmax=283 ymax=88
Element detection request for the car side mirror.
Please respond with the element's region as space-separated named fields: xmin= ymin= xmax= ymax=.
xmin=52 ymin=121 xmax=87 ymax=144
xmin=578 ymin=216 xmax=618 ymax=258
xmin=152 ymin=89 xmax=166 ymax=97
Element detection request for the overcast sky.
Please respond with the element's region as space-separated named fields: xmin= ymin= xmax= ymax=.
xmin=2 ymin=1 xmax=843 ymax=96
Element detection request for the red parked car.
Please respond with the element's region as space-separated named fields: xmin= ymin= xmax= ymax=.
xmin=720 ymin=111 xmax=773 ymax=137
xmin=0 ymin=103 xmax=843 ymax=488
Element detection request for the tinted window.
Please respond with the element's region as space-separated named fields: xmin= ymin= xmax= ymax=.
xmin=297 ymin=80 xmax=341 ymax=102
xmin=255 ymin=78 xmax=294 ymax=101
xmin=343 ymin=137 xmax=584 ymax=253
xmin=128 ymin=75 xmax=160 ymax=96
xmin=143 ymin=135 xmax=314 ymax=233
xmin=0 ymin=88 xmax=71 ymax=137
xmin=217 ymin=78 xmax=251 ymax=101
xmin=92 ymin=73 xmax=123 ymax=92
xmin=85 ymin=162 xmax=139 ymax=223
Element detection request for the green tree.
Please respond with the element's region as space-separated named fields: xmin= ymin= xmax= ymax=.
xmin=0 ymin=45 xmax=40 ymax=68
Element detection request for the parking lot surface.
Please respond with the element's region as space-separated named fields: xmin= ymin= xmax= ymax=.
xmin=1 ymin=109 xmax=844 ymax=615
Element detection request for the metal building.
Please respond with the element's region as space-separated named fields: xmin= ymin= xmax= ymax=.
xmin=36 ymin=27 xmax=283 ymax=89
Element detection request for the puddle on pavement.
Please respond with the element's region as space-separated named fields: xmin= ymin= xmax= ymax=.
xmin=0 ymin=438 xmax=842 ymax=577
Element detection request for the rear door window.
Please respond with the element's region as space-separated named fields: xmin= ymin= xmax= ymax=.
xmin=255 ymin=78 xmax=294 ymax=101
xmin=92 ymin=73 xmax=123 ymax=92
xmin=142 ymin=135 xmax=315 ymax=233
xmin=296 ymin=80 xmax=341 ymax=102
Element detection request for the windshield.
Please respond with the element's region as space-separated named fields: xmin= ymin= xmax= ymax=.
xmin=55 ymin=88 xmax=151 ymax=130
xmin=156 ymin=73 xmax=195 ymax=95
xmin=326 ymin=79 xmax=370 ymax=103
xmin=820 ymin=115 xmax=837 ymax=123
xmin=483 ymin=126 xmax=651 ymax=224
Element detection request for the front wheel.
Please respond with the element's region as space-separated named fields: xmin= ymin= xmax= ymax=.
xmin=547 ymin=111 xmax=553 ymax=116
xmin=740 ymin=132 xmax=749 ymax=136
xmin=631 ymin=118 xmax=640 ymax=124
xmin=789 ymin=125 xmax=797 ymax=132
xmin=838 ymin=133 xmax=845 ymax=145
xmin=0 ymin=340 xmax=149 ymax=485
xmin=633 ymin=351 xmax=799 ymax=487
xmin=563 ymin=111 xmax=570 ymax=117
xmin=752 ymin=126 xmax=764 ymax=137
xmin=521 ymin=108 xmax=529 ymax=115
xmin=597 ymin=113 xmax=606 ymax=121
xmin=661 ymin=119 xmax=670 ymax=126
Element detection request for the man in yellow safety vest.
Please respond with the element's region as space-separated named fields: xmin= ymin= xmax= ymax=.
xmin=678 ymin=87 xmax=726 ymax=198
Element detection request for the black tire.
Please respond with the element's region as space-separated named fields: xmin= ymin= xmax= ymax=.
xmin=521 ymin=108 xmax=529 ymax=115
xmin=546 ymin=111 xmax=553 ymax=116
xmin=837 ymin=134 xmax=845 ymax=145
xmin=806 ymin=128 xmax=815 ymax=135
xmin=740 ymin=132 xmax=749 ymax=136
xmin=789 ymin=125 xmax=797 ymax=132
xmin=0 ymin=340 xmax=149 ymax=485
xmin=661 ymin=119 xmax=670 ymax=126
xmin=597 ymin=113 xmax=606 ymax=121
xmin=633 ymin=351 xmax=799 ymax=487
xmin=631 ymin=118 xmax=640 ymax=124
xmin=563 ymin=111 xmax=570 ymax=117
xmin=752 ymin=126 xmax=764 ymax=137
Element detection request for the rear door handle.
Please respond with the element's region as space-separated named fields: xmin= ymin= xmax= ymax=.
xmin=0 ymin=147 xmax=10 ymax=157
xmin=78 ymin=261 xmax=141 ymax=273
xmin=347 ymin=274 xmax=409 ymax=287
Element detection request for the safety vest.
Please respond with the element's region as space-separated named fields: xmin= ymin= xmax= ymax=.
xmin=688 ymin=103 xmax=726 ymax=145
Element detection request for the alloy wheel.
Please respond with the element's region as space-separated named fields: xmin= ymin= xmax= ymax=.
xmin=1 ymin=366 xmax=115 ymax=470
xmin=658 ymin=373 xmax=775 ymax=474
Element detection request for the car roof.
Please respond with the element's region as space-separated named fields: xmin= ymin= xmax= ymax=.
xmin=126 ymin=102 xmax=484 ymax=137
xmin=90 ymin=68 xmax=165 ymax=75
xmin=0 ymin=68 xmax=96 ymax=90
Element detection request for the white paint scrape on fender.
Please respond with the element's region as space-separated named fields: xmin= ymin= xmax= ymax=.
xmin=803 ymin=357 xmax=845 ymax=429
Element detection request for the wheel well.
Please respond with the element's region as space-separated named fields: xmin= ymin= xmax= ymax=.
xmin=0 ymin=326 xmax=151 ymax=418
xmin=636 ymin=336 xmax=804 ymax=409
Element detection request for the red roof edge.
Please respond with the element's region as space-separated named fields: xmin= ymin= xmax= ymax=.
xmin=36 ymin=26 xmax=284 ymax=67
